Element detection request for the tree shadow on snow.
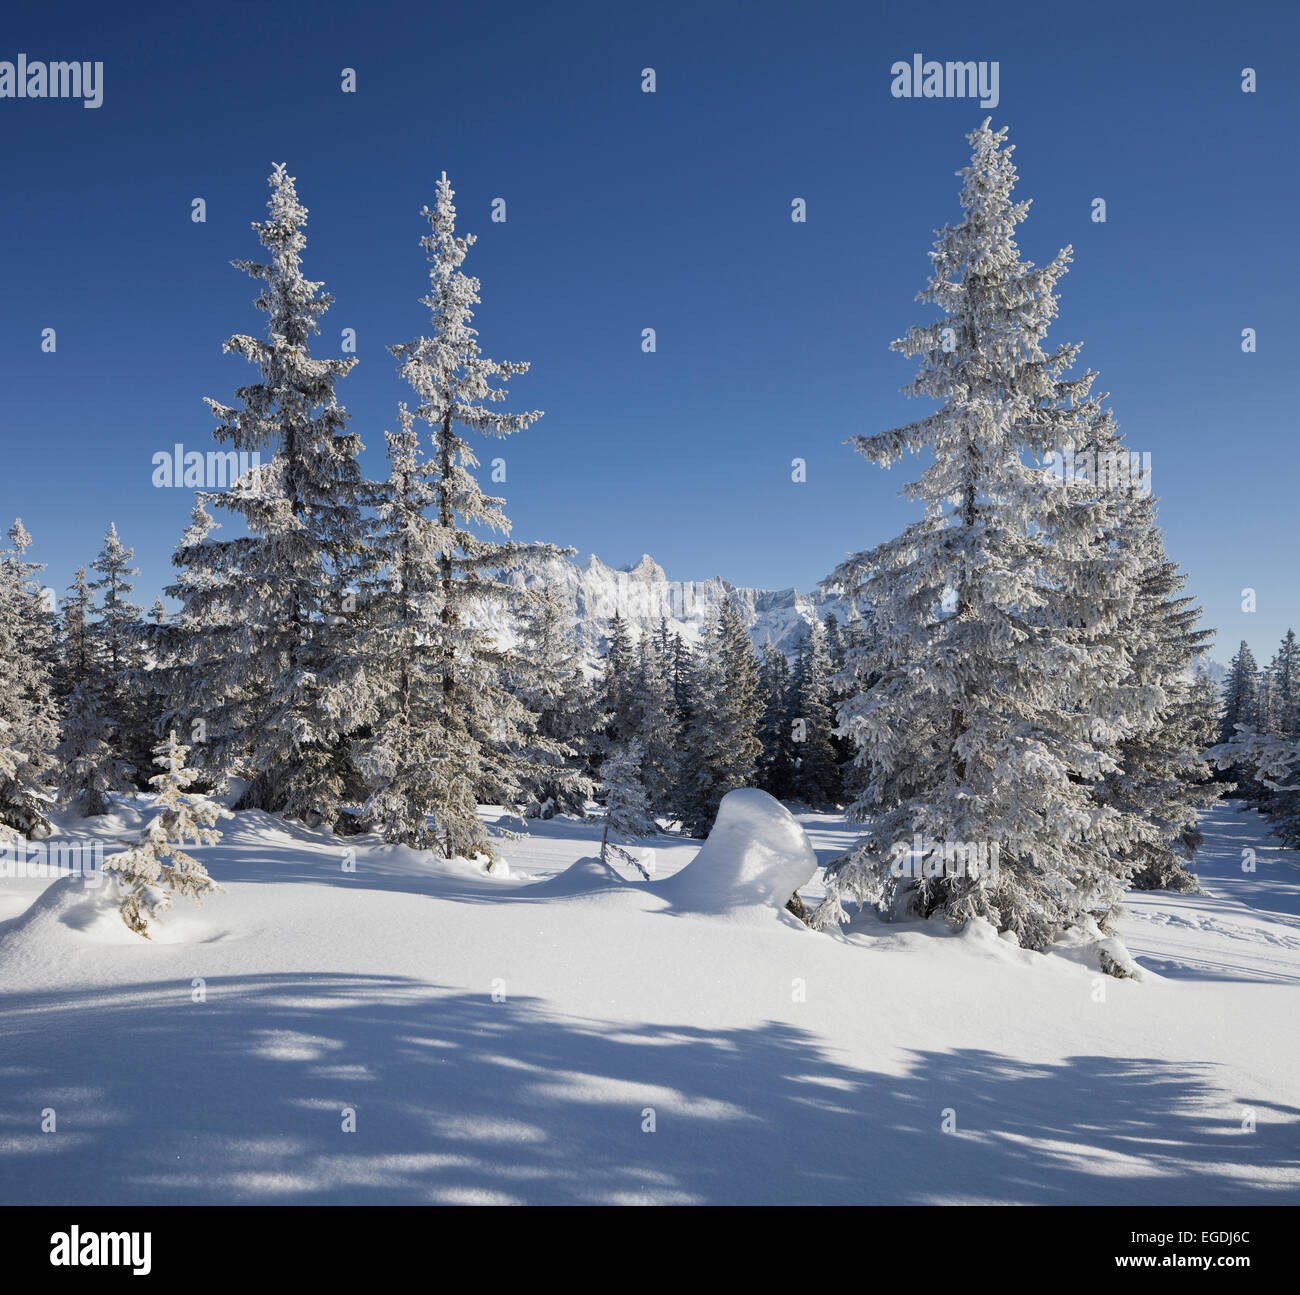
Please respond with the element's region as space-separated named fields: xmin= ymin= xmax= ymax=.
xmin=0 ymin=974 xmax=1295 ymax=1206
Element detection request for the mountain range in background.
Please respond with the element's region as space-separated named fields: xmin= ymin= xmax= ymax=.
xmin=1189 ymin=656 xmax=1229 ymax=687
xmin=476 ymin=551 xmax=840 ymax=669
xmin=481 ymin=550 xmax=1228 ymax=684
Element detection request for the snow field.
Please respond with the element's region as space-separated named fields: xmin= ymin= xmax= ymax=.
xmin=0 ymin=796 xmax=1296 ymax=1204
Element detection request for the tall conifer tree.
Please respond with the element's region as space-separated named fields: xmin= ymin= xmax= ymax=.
xmin=166 ymin=164 xmax=370 ymax=825
xmin=0 ymin=521 xmax=59 ymax=839
xmin=814 ymin=123 xmax=1158 ymax=954
xmin=373 ymin=173 xmax=558 ymax=863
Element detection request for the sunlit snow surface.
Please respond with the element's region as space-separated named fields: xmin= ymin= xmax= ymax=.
xmin=0 ymin=796 xmax=1296 ymax=1205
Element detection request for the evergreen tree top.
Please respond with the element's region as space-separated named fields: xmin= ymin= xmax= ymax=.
xmin=205 ymin=163 xmax=357 ymax=456
xmin=390 ymin=173 xmax=542 ymax=439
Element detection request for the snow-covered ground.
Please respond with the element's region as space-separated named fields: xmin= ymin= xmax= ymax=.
xmin=0 ymin=797 xmax=1297 ymax=1205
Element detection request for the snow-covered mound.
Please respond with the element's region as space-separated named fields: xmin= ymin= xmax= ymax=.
xmin=519 ymin=855 xmax=627 ymax=900
xmin=0 ymin=873 xmax=98 ymax=941
xmin=660 ymin=788 xmax=818 ymax=921
xmin=0 ymin=873 xmax=220 ymax=968
xmin=518 ymin=792 xmax=817 ymax=921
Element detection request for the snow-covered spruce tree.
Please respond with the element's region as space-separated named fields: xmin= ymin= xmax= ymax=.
xmin=812 ymin=122 xmax=1159 ymax=955
xmin=668 ymin=630 xmax=697 ymax=792
xmin=669 ymin=630 xmax=695 ymax=718
xmin=757 ymin=636 xmax=796 ymax=800
xmin=1224 ymin=632 xmax=1300 ymax=840
xmin=1261 ymin=761 xmax=1300 ymax=848
xmin=57 ymin=540 xmax=159 ymax=816
xmin=823 ymin=612 xmax=845 ymax=675
xmin=137 ymin=598 xmax=173 ymax=756
xmin=105 ymin=730 xmax=227 ymax=938
xmin=822 ymin=612 xmax=858 ymax=790
xmin=353 ymin=410 xmax=458 ymax=849
xmin=88 ymin=523 xmax=144 ymax=684
xmin=87 ymin=523 xmax=150 ymax=787
xmin=598 ymin=738 xmax=655 ymax=877
xmin=167 ymin=164 xmax=371 ymax=826
xmin=655 ymin=618 xmax=684 ymax=707
xmin=0 ymin=521 xmax=60 ymax=840
xmin=1074 ymin=409 xmax=1219 ymax=893
xmin=832 ymin=600 xmax=876 ymax=801
xmin=155 ymin=501 xmax=223 ymax=769
xmin=1262 ymin=631 xmax=1300 ymax=736
xmin=841 ymin=600 xmax=868 ymax=655
xmin=1217 ymin=641 xmax=1262 ymax=797
xmin=601 ymin=612 xmax=639 ymax=744
xmin=52 ymin=556 xmax=131 ymax=816
xmin=1278 ymin=631 xmax=1300 ymax=732
xmin=659 ymin=619 xmax=692 ymax=803
xmin=1220 ymin=642 xmax=1260 ymax=742
xmin=52 ymin=564 xmax=130 ymax=816
xmin=1254 ymin=631 xmax=1300 ymax=837
xmin=629 ymin=625 xmax=680 ymax=817
xmin=54 ymin=618 xmax=134 ymax=826
xmin=506 ymin=588 xmax=602 ymax=817
xmin=790 ymin=617 xmax=842 ymax=809
xmin=1188 ymin=674 xmax=1224 ymax=768
xmin=1255 ymin=669 xmax=1276 ymax=743
xmin=680 ymin=597 xmax=764 ymax=837
xmin=378 ymin=172 xmax=559 ymax=865
xmin=54 ymin=567 xmax=94 ymax=700
xmin=55 ymin=685 xmax=134 ymax=818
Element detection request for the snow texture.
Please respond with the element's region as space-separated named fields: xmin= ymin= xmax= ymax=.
xmin=0 ymin=797 xmax=1297 ymax=1204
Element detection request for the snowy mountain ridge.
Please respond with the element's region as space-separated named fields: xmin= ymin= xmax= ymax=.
xmin=478 ymin=550 xmax=841 ymax=666
xmin=475 ymin=549 xmax=1231 ymax=681
xmin=1189 ymin=655 xmax=1229 ymax=687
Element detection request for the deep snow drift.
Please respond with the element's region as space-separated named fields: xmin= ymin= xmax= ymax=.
xmin=658 ymin=788 xmax=817 ymax=920
xmin=0 ymin=797 xmax=1297 ymax=1205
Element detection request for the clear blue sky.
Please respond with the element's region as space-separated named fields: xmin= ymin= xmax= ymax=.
xmin=2 ymin=0 xmax=1296 ymax=666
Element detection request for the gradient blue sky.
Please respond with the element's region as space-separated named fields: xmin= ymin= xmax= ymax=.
xmin=2 ymin=0 xmax=1296 ymax=664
